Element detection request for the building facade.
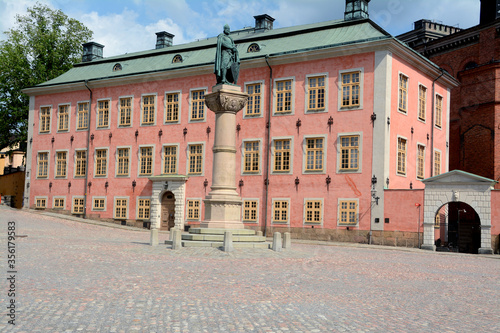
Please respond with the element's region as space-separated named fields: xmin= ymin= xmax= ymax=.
xmin=23 ymin=2 xmax=457 ymax=246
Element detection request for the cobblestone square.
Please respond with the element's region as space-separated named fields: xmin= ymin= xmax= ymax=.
xmin=1 ymin=206 xmax=499 ymax=332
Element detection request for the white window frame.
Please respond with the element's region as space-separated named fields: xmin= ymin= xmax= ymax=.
xmin=302 ymin=134 xmax=327 ymax=174
xmin=54 ymin=149 xmax=69 ymax=179
xmin=91 ymin=196 xmax=107 ymax=212
xmin=243 ymin=80 xmax=265 ymax=118
xmin=417 ymin=83 xmax=427 ymax=123
xmin=162 ymin=143 xmax=179 ymax=175
xmin=271 ymin=198 xmax=290 ymax=225
xmin=136 ymin=196 xmax=151 ymax=220
xmin=164 ymin=90 xmax=182 ymax=124
xmin=397 ymin=72 xmax=409 ymax=115
xmin=416 ymin=143 xmax=426 ymax=180
xmin=117 ymin=95 xmax=134 ymax=128
xmin=76 ymin=100 xmax=90 ymax=131
xmin=115 ymin=146 xmax=132 ymax=178
xmin=113 ymin=196 xmax=129 ymax=220
xmin=338 ymin=68 xmax=364 ymax=111
xmin=270 ymin=136 xmax=294 ymax=175
xmin=137 ymin=145 xmax=155 ymax=177
xmin=57 ymin=103 xmax=71 ymax=132
xmin=189 ymin=87 xmax=207 ymax=123
xmin=71 ymin=196 xmax=85 ymax=215
xmin=434 ymin=93 xmax=444 ymax=130
xmin=336 ymin=132 xmax=363 ymax=174
xmin=242 ymin=198 xmax=260 ymax=224
xmin=303 ymin=198 xmax=324 ymax=225
xmin=52 ymin=196 xmax=66 ymax=210
xmin=186 ymin=142 xmax=205 ymax=176
xmin=186 ymin=198 xmax=202 ymax=221
xmin=94 ymin=147 xmax=109 ymax=178
xmin=36 ymin=150 xmax=50 ymax=179
xmin=272 ymin=76 xmax=295 ymax=116
xmin=396 ymin=135 xmax=408 ymax=177
xmin=39 ymin=105 xmax=52 ymax=134
xmin=140 ymin=93 xmax=157 ymax=126
xmin=240 ymin=138 xmax=263 ymax=175
xmin=337 ymin=198 xmax=359 ymax=227
xmin=305 ymin=73 xmax=328 ymax=114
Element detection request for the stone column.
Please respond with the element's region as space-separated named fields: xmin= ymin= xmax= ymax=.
xmin=201 ymin=84 xmax=248 ymax=229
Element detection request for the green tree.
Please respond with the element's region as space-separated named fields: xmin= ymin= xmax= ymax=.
xmin=0 ymin=2 xmax=93 ymax=152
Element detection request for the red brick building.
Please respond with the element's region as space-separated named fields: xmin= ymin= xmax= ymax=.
xmin=399 ymin=0 xmax=500 ymax=188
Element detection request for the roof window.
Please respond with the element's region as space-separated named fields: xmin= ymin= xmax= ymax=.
xmin=247 ymin=43 xmax=260 ymax=53
xmin=172 ymin=54 xmax=183 ymax=63
xmin=113 ymin=63 xmax=122 ymax=71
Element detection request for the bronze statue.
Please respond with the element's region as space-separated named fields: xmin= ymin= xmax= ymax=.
xmin=214 ymin=24 xmax=240 ymax=85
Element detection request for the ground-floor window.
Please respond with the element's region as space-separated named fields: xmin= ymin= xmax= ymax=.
xmin=187 ymin=199 xmax=200 ymax=220
xmin=138 ymin=198 xmax=150 ymax=220
xmin=114 ymin=198 xmax=128 ymax=219
xmin=243 ymin=200 xmax=258 ymax=223
xmin=72 ymin=197 xmax=84 ymax=214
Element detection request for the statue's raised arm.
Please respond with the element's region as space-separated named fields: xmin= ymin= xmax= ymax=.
xmin=214 ymin=24 xmax=240 ymax=85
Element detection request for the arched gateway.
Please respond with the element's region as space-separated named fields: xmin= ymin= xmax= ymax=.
xmin=148 ymin=175 xmax=188 ymax=231
xmin=421 ymin=170 xmax=495 ymax=254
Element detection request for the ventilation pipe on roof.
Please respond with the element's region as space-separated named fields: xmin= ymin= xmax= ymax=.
xmin=82 ymin=42 xmax=104 ymax=62
xmin=156 ymin=31 xmax=175 ymax=49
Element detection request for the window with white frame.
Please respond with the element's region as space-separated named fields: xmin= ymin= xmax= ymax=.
xmin=307 ymin=75 xmax=326 ymax=111
xmin=114 ymin=198 xmax=128 ymax=219
xmin=435 ymin=95 xmax=443 ymax=128
xmin=97 ymin=100 xmax=110 ymax=128
xmin=165 ymin=92 xmax=179 ymax=123
xmin=275 ymin=79 xmax=293 ymax=114
xmin=243 ymin=200 xmax=258 ymax=223
xmin=37 ymin=152 xmax=49 ymax=178
xmin=77 ymin=102 xmax=89 ymax=130
xmin=399 ymin=74 xmax=408 ymax=113
xmin=188 ymin=144 xmax=203 ymax=175
xmin=58 ymin=104 xmax=69 ymax=131
xmin=40 ymin=107 xmax=51 ymax=133
xmin=338 ymin=200 xmax=358 ymax=226
xmin=142 ymin=95 xmax=155 ymax=125
xmin=187 ymin=200 xmax=200 ymax=220
xmin=139 ymin=146 xmax=153 ymax=176
xmin=137 ymin=198 xmax=150 ymax=220
xmin=75 ymin=150 xmax=86 ymax=177
xmin=119 ymin=97 xmax=132 ymax=127
xmin=418 ymin=85 xmax=427 ymax=121
xmin=341 ymin=71 xmax=360 ymax=108
xmin=243 ymin=140 xmax=260 ymax=173
xmin=305 ymin=137 xmax=324 ymax=172
xmin=55 ymin=151 xmax=67 ymax=178
xmin=417 ymin=144 xmax=425 ymax=179
xmin=340 ymin=135 xmax=359 ymax=171
xmin=95 ymin=149 xmax=107 ymax=177
xmin=305 ymin=199 xmax=322 ymax=224
xmin=190 ymin=90 xmax=205 ymax=121
xmin=245 ymin=83 xmax=262 ymax=116
xmin=117 ymin=148 xmax=130 ymax=176
xmin=397 ymin=137 xmax=407 ymax=176
xmin=273 ymin=139 xmax=291 ymax=173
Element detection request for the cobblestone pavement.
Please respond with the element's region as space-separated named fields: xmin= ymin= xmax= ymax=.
xmin=1 ymin=206 xmax=499 ymax=332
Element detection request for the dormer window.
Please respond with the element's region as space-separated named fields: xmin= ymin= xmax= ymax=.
xmin=172 ymin=54 xmax=183 ymax=63
xmin=113 ymin=63 xmax=122 ymax=71
xmin=247 ymin=43 xmax=260 ymax=53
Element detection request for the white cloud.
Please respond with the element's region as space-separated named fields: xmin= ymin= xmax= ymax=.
xmin=0 ymin=0 xmax=44 ymax=38
xmin=80 ymin=9 xmax=186 ymax=56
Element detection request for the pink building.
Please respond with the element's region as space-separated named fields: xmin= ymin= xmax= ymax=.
xmin=23 ymin=1 xmax=459 ymax=247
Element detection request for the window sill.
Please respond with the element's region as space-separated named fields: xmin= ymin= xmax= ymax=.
xmin=339 ymin=106 xmax=362 ymax=111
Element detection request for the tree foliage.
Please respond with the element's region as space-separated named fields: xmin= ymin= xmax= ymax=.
xmin=0 ymin=2 xmax=93 ymax=152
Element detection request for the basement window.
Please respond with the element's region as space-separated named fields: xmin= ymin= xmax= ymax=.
xmin=172 ymin=54 xmax=183 ymax=63
xmin=113 ymin=63 xmax=122 ymax=71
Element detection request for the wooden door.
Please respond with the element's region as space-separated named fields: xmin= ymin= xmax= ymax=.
xmin=160 ymin=192 xmax=176 ymax=230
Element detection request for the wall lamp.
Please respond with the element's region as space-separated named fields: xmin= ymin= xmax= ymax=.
xmin=183 ymin=127 xmax=188 ymax=136
xmin=295 ymin=177 xmax=300 ymax=186
xmin=239 ymin=179 xmax=244 ymax=187
xmin=296 ymin=118 xmax=302 ymax=128
xmin=68 ymin=181 xmax=71 ymax=188
xmin=132 ymin=180 xmax=137 ymax=189
xmin=326 ymin=175 xmax=331 ymax=185
xmin=70 ymin=135 xmax=74 ymax=143
xmin=29 ymin=138 xmax=33 ymax=145
xmin=26 ymin=182 xmax=30 ymax=189
xmin=158 ymin=129 xmax=163 ymax=137
xmin=386 ymin=177 xmax=390 ymax=188
xmin=387 ymin=117 xmax=390 ymax=125
xmin=371 ymin=175 xmax=377 ymax=186
xmin=109 ymin=132 xmax=112 ymax=139
xmin=49 ymin=182 xmax=53 ymax=189
xmin=51 ymin=136 xmax=55 ymax=144
xmin=88 ymin=181 xmax=92 ymax=188
xmin=327 ymin=116 xmax=333 ymax=127
xmin=411 ymin=127 xmax=414 ymax=134
xmin=105 ymin=181 xmax=109 ymax=189
xmin=371 ymin=113 xmax=377 ymax=122
xmin=135 ymin=130 xmax=139 ymax=138
xmin=410 ymin=182 xmax=413 ymax=189
xmin=203 ymin=179 xmax=208 ymax=188
xmin=90 ymin=133 xmax=94 ymax=141
xmin=236 ymin=124 xmax=241 ymax=132
xmin=206 ymin=126 xmax=211 ymax=135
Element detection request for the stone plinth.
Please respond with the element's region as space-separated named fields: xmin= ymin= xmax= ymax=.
xmin=201 ymin=84 xmax=248 ymax=229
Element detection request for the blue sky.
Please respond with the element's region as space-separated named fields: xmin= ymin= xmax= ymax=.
xmin=1 ymin=0 xmax=481 ymax=57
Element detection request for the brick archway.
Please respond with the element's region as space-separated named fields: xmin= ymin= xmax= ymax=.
xmin=422 ymin=170 xmax=495 ymax=254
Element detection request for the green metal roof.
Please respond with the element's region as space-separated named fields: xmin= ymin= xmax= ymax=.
xmin=36 ymin=18 xmax=390 ymax=87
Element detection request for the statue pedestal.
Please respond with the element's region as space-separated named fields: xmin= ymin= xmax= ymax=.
xmin=200 ymin=84 xmax=248 ymax=229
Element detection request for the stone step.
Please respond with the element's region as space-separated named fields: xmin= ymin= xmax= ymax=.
xmin=179 ymin=240 xmax=270 ymax=249
xmin=188 ymin=228 xmax=256 ymax=235
xmin=182 ymin=234 xmax=265 ymax=242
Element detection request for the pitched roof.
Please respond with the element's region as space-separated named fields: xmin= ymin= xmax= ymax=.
xmin=35 ymin=18 xmax=390 ymax=87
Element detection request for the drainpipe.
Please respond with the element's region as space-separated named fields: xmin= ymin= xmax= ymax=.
xmin=263 ymin=55 xmax=273 ymax=237
xmin=84 ymin=80 xmax=93 ymax=219
xmin=431 ymin=68 xmax=444 ymax=177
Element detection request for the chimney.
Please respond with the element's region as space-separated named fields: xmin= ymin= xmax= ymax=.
xmin=480 ymin=0 xmax=500 ymax=25
xmin=254 ymin=14 xmax=275 ymax=32
xmin=344 ymin=0 xmax=371 ymax=21
xmin=156 ymin=31 xmax=174 ymax=49
xmin=82 ymin=42 xmax=104 ymax=62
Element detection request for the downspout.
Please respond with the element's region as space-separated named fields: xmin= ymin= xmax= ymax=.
xmin=84 ymin=80 xmax=93 ymax=219
xmin=431 ymin=68 xmax=444 ymax=177
xmin=263 ymin=55 xmax=273 ymax=237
